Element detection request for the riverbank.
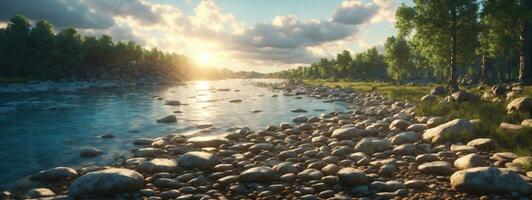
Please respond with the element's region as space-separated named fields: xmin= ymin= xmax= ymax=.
xmin=2 ymin=80 xmax=532 ymax=199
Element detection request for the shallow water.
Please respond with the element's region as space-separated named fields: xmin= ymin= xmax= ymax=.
xmin=0 ymin=79 xmax=348 ymax=188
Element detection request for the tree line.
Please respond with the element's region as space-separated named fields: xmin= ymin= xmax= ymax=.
xmin=0 ymin=15 xmax=205 ymax=81
xmin=271 ymin=0 xmax=532 ymax=89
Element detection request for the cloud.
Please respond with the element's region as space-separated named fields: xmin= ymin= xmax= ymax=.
xmin=332 ymin=1 xmax=379 ymax=25
xmin=84 ymin=0 xmax=162 ymax=25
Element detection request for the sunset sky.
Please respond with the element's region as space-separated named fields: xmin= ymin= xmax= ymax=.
xmin=0 ymin=0 xmax=412 ymax=72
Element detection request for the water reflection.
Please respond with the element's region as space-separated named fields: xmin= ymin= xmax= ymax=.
xmin=0 ymin=79 xmax=348 ymax=187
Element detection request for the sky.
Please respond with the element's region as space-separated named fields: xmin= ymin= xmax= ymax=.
xmin=0 ymin=0 xmax=412 ymax=72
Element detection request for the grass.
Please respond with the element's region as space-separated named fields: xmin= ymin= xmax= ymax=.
xmin=304 ymin=79 xmax=532 ymax=156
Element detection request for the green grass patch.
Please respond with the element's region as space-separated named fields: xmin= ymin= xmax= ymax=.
xmin=305 ymin=79 xmax=532 ymax=156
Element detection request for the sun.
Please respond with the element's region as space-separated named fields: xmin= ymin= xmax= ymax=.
xmin=195 ymin=52 xmax=211 ymax=66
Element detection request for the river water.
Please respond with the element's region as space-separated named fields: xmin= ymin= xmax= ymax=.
xmin=0 ymin=79 xmax=348 ymax=188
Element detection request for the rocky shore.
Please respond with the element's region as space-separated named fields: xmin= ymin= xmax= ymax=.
xmin=3 ymin=81 xmax=532 ymax=200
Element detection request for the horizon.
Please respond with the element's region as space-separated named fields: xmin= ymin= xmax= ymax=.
xmin=0 ymin=0 xmax=411 ymax=73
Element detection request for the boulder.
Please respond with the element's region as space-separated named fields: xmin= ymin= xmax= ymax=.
xmin=68 ymin=168 xmax=144 ymax=198
xmin=156 ymin=115 xmax=177 ymax=123
xmin=137 ymin=158 xmax=177 ymax=173
xmin=354 ymin=138 xmax=392 ymax=155
xmin=178 ymin=151 xmax=217 ymax=170
xmin=187 ymin=135 xmax=229 ymax=148
xmin=80 ymin=148 xmax=101 ymax=158
xmin=450 ymin=144 xmax=478 ymax=154
xmin=426 ymin=116 xmax=447 ymax=128
xmin=134 ymin=148 xmax=166 ymax=158
xmin=331 ymin=127 xmax=365 ymax=140
xmin=450 ymin=167 xmax=531 ymax=194
xmin=454 ymin=153 xmax=487 ymax=170
xmin=291 ymin=108 xmax=308 ymax=113
xmin=451 ymin=91 xmax=480 ymax=102
xmin=507 ymin=97 xmax=532 ymax=114
xmin=30 ymin=167 xmax=78 ymax=182
xmin=392 ymin=143 xmax=415 ymax=155
xmin=292 ymin=115 xmax=308 ymax=123
xmin=512 ymin=156 xmax=532 ymax=170
xmin=389 ymin=119 xmax=410 ymax=130
xmin=239 ymin=166 xmax=278 ymax=182
xmin=431 ymin=86 xmax=446 ymax=95
xmin=522 ymin=119 xmax=532 ymax=127
xmin=422 ymin=119 xmax=473 ymax=144
xmin=249 ymin=143 xmax=274 ymax=153
xmin=337 ymin=168 xmax=370 ymax=186
xmin=23 ymin=188 xmax=55 ymax=199
xmin=499 ymin=123 xmax=522 ymax=132
xmin=132 ymin=138 xmax=153 ymax=145
xmin=273 ymin=162 xmax=299 ymax=174
xmin=421 ymin=95 xmax=437 ymax=102
xmin=418 ymin=161 xmax=453 ymax=175
xmin=390 ymin=131 xmax=418 ymax=145
xmin=297 ymin=169 xmax=323 ymax=181
xmin=466 ymin=138 xmax=495 ymax=151
xmin=164 ymin=100 xmax=181 ymax=106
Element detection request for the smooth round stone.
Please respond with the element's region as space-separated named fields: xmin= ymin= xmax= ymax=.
xmin=80 ymin=147 xmax=101 ymax=157
xmin=68 ymin=168 xmax=144 ymax=198
xmin=23 ymin=188 xmax=55 ymax=199
xmin=273 ymin=162 xmax=299 ymax=174
xmin=30 ymin=167 xmax=78 ymax=182
xmin=297 ymin=169 xmax=323 ymax=181
xmin=404 ymin=180 xmax=426 ymax=189
xmin=178 ymin=151 xmax=217 ymax=170
xmin=238 ymin=166 xmax=278 ymax=182
xmin=137 ymin=158 xmax=177 ymax=173
xmin=336 ymin=168 xmax=370 ymax=186
xmin=187 ymin=135 xmax=229 ymax=148
xmin=134 ymin=148 xmax=166 ymax=158
xmin=418 ymin=161 xmax=453 ymax=175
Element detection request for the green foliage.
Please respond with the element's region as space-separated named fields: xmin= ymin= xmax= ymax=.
xmin=271 ymin=47 xmax=388 ymax=81
xmin=0 ymin=15 xmax=195 ymax=80
xmin=384 ymin=36 xmax=416 ymax=81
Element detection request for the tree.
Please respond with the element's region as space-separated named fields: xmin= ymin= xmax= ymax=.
xmin=396 ymin=1 xmax=480 ymax=91
xmin=519 ymin=0 xmax=532 ymax=85
xmin=384 ymin=36 xmax=416 ymax=81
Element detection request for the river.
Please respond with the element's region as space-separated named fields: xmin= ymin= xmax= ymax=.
xmin=0 ymin=79 xmax=348 ymax=188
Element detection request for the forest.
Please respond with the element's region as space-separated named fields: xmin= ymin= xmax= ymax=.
xmin=271 ymin=0 xmax=532 ymax=90
xmin=0 ymin=15 xmax=253 ymax=81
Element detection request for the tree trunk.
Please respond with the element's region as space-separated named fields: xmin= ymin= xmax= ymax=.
xmin=519 ymin=0 xmax=532 ymax=85
xmin=480 ymin=54 xmax=487 ymax=84
xmin=449 ymin=5 xmax=459 ymax=91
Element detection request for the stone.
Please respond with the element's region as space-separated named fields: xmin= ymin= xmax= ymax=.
xmin=273 ymin=162 xmax=299 ymax=174
xmin=491 ymin=85 xmax=507 ymax=96
xmin=99 ymin=133 xmax=115 ymax=138
xmin=249 ymin=143 xmax=274 ymax=153
xmin=450 ymin=144 xmax=478 ymax=154
xmin=427 ymin=116 xmax=447 ymax=128
xmin=133 ymin=138 xmax=153 ymax=145
xmin=454 ymin=153 xmax=487 ymax=170
xmin=512 ymin=157 xmax=532 ymax=170
xmin=134 ymin=148 xmax=166 ymax=157
xmin=522 ymin=119 xmax=532 ymax=127
xmin=187 ymin=135 xmax=229 ymax=148
xmin=292 ymin=115 xmax=308 ymax=123
xmin=336 ymin=167 xmax=370 ymax=186
xmin=379 ymin=163 xmax=396 ymax=176
xmin=450 ymin=167 xmax=532 ymax=194
xmin=390 ymin=119 xmax=410 ymax=130
xmin=421 ymin=94 xmax=437 ymax=102
xmin=405 ymin=180 xmax=426 ymax=189
xmin=80 ymin=147 xmax=101 ymax=157
xmin=451 ymin=91 xmax=480 ymax=102
xmin=392 ymin=143 xmax=415 ymax=155
xmin=164 ymin=100 xmax=181 ymax=106
xmin=331 ymin=127 xmax=365 ymax=140
xmin=68 ymin=168 xmax=144 ymax=198
xmin=30 ymin=167 xmax=78 ymax=182
xmin=229 ymin=99 xmax=242 ymax=103
xmin=390 ymin=131 xmax=418 ymax=145
xmin=291 ymin=108 xmax=308 ymax=113
xmin=218 ymin=175 xmax=238 ymax=185
xmin=137 ymin=158 xmax=177 ymax=173
xmin=491 ymin=152 xmax=518 ymax=162
xmin=321 ymin=164 xmax=341 ymax=176
xmin=467 ymin=138 xmax=496 ymax=151
xmin=239 ymin=166 xmax=278 ymax=182
xmin=416 ymin=154 xmax=439 ymax=163
xmin=499 ymin=123 xmax=523 ymax=132
xmin=156 ymin=115 xmax=177 ymax=123
xmin=355 ymin=138 xmax=392 ymax=155
xmin=431 ymin=86 xmax=446 ymax=95
xmin=507 ymin=97 xmax=532 ymax=114
xmin=418 ymin=161 xmax=453 ymax=175
xmin=297 ymin=169 xmax=323 ymax=181
xmin=178 ymin=151 xmax=217 ymax=170
xmin=406 ymin=124 xmax=428 ymax=132
xmin=422 ymin=119 xmax=473 ymax=144
xmin=24 ymin=188 xmax=55 ymax=199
